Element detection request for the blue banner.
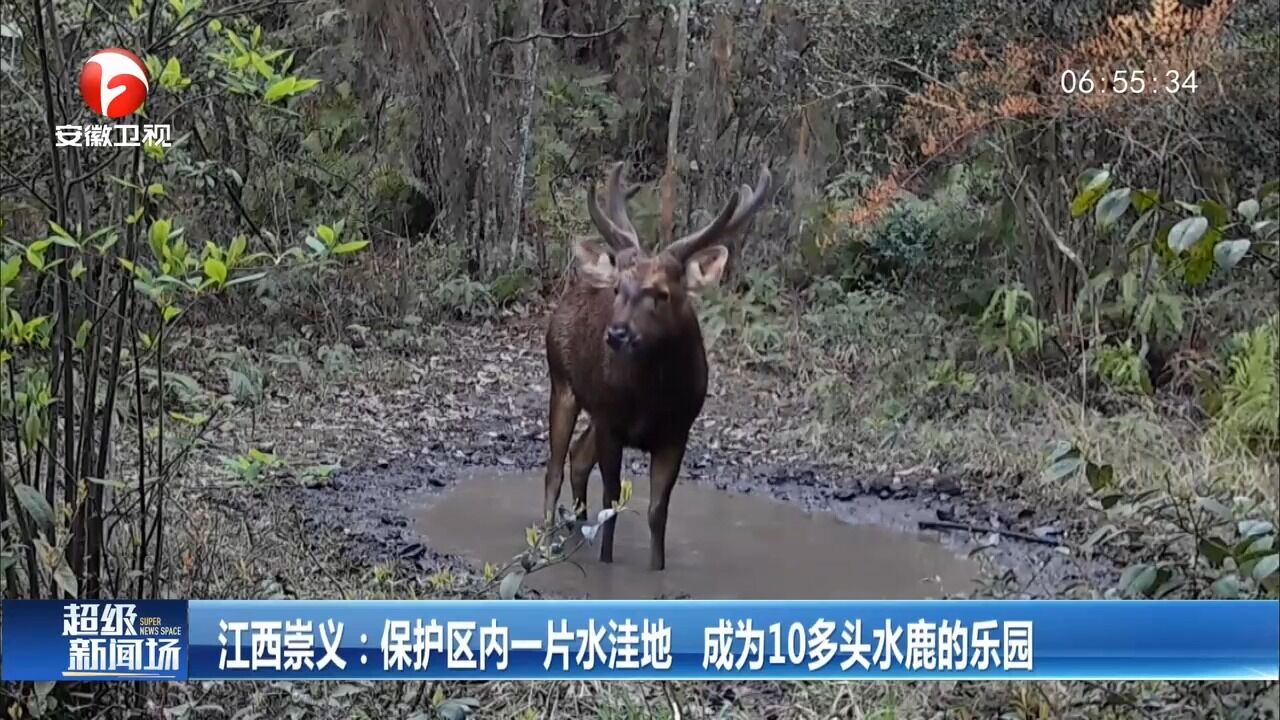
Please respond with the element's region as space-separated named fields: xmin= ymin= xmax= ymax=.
xmin=2 ymin=600 xmax=187 ymax=681
xmin=3 ymin=599 xmax=1277 ymax=681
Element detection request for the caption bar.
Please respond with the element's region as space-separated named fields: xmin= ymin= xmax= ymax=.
xmin=2 ymin=599 xmax=1277 ymax=681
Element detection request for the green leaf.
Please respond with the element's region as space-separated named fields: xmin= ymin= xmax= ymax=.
xmin=250 ymin=52 xmax=273 ymax=79
xmin=74 ymin=319 xmax=93 ymax=350
xmin=203 ymin=257 xmax=228 ymax=285
xmin=263 ymin=76 xmax=297 ymax=103
xmin=48 ymin=234 xmax=81 ymax=249
xmin=149 ymin=219 xmax=171 ymax=260
xmin=332 ymin=240 xmax=369 ymax=255
xmin=1199 ymin=536 xmax=1232 ymax=567
xmin=1199 ymin=199 xmax=1229 ymax=228
xmin=229 ymin=234 xmax=247 ymax=265
xmin=1168 ymin=216 xmax=1208 ymax=254
xmin=1085 ymin=462 xmax=1114 ymax=491
xmin=1182 ymin=229 xmax=1219 ymax=286
xmin=209 ymin=18 xmax=222 ymax=32
xmin=225 ymin=29 xmax=246 ymax=53
xmin=53 ymin=559 xmax=79 ymax=597
xmin=1095 ymin=187 xmax=1131 ymax=229
xmin=499 ymin=568 xmax=526 ymax=600
xmin=1260 ymin=180 xmax=1279 ymax=198
xmin=14 ymin=483 xmax=54 ymax=534
xmin=48 ymin=220 xmax=74 ymax=240
xmin=316 ymin=224 xmax=336 ymax=245
xmin=1042 ymin=455 xmax=1084 ymax=483
xmin=25 ymin=239 xmax=51 ymax=270
xmin=159 ymin=57 xmax=187 ymax=90
xmin=162 ymin=305 xmax=181 ymax=323
xmin=290 ymin=78 xmax=320 ymax=95
xmin=305 ymin=235 xmax=327 ymax=255
xmin=1119 ymin=563 xmax=1157 ymax=597
xmin=1197 ymin=496 xmax=1234 ymax=522
xmin=71 ymin=259 xmax=87 ymax=280
xmin=1213 ymin=239 xmax=1250 ymax=269
xmin=1130 ymin=188 xmax=1160 ymax=213
xmin=1071 ymin=168 xmax=1112 ymax=217
xmin=1237 ymin=198 xmax=1260 ymax=221
xmin=1211 ymin=573 xmax=1242 ymax=598
xmin=0 ymin=256 xmax=21 ymax=287
xmin=1075 ymin=167 xmax=1111 ymax=193
xmin=1252 ymin=552 xmax=1279 ymax=582
xmin=147 ymin=182 xmax=166 ymax=197
xmin=1099 ymin=492 xmax=1124 ymax=510
xmin=226 ymin=368 xmax=259 ymax=403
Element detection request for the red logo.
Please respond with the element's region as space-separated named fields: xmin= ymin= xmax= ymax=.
xmin=79 ymin=48 xmax=149 ymax=119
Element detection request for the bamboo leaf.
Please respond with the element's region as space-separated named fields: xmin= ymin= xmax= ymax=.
xmin=332 ymin=240 xmax=368 ymax=255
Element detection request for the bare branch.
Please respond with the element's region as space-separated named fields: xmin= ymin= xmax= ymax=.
xmin=488 ymin=15 xmax=634 ymax=51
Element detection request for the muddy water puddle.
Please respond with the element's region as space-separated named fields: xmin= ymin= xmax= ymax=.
xmin=415 ymin=468 xmax=979 ymax=600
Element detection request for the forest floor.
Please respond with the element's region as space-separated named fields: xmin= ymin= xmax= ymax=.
xmin=154 ymin=304 xmax=1273 ymax=719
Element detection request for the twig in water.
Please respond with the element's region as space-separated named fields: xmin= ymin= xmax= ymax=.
xmin=918 ymin=519 xmax=1063 ymax=547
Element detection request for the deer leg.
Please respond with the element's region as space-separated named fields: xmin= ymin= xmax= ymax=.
xmin=568 ymin=421 xmax=596 ymax=522
xmin=543 ymin=382 xmax=579 ymax=523
xmin=595 ymin=429 xmax=623 ymax=563
xmin=647 ymin=440 xmax=686 ymax=571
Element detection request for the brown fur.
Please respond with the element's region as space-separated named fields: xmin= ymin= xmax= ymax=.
xmin=541 ymin=162 xmax=771 ymax=571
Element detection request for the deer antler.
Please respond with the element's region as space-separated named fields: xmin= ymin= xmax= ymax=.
xmin=667 ymin=164 xmax=772 ymax=262
xmin=586 ymin=162 xmax=642 ymax=250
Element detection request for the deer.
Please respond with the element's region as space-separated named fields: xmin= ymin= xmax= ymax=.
xmin=542 ymin=161 xmax=772 ymax=571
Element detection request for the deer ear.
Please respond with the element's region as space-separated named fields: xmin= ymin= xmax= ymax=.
xmin=684 ymin=245 xmax=729 ymax=292
xmin=573 ymin=238 xmax=617 ymax=288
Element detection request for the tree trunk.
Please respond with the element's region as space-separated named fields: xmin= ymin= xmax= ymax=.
xmin=507 ymin=0 xmax=546 ymax=264
xmin=658 ymin=0 xmax=690 ymax=247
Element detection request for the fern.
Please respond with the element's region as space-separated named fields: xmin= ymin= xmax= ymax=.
xmin=1215 ymin=315 xmax=1280 ymax=452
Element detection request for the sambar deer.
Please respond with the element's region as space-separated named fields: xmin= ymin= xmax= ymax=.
xmin=543 ymin=161 xmax=772 ymax=571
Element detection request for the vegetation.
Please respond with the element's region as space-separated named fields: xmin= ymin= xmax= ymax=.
xmin=2 ymin=0 xmax=1278 ymax=716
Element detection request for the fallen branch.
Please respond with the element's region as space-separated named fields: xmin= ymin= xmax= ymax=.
xmin=489 ymin=15 xmax=635 ymax=50
xmin=918 ymin=519 xmax=1063 ymax=547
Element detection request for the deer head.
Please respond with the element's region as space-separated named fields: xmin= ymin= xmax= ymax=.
xmin=574 ymin=162 xmax=772 ymax=355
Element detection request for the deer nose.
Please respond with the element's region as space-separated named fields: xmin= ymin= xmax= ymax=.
xmin=605 ymin=324 xmax=631 ymax=350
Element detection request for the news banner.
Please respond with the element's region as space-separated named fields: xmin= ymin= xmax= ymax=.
xmin=2 ymin=600 xmax=1277 ymax=682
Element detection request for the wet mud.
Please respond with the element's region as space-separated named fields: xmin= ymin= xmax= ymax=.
xmin=290 ymin=428 xmax=1117 ymax=599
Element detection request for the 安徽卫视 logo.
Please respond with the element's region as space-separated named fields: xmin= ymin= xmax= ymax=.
xmin=79 ymin=48 xmax=148 ymax=119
